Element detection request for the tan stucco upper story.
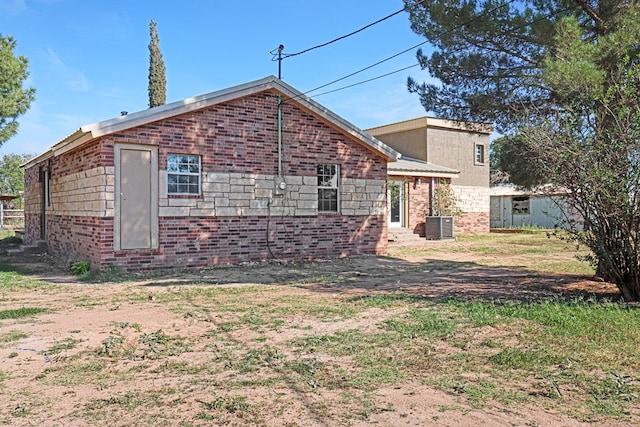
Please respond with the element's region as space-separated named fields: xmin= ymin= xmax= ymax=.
xmin=366 ymin=116 xmax=492 ymax=188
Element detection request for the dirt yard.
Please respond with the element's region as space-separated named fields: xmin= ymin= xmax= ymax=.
xmin=0 ymin=233 xmax=635 ymax=426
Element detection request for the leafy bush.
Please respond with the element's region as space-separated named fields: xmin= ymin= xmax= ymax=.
xmin=70 ymin=261 xmax=90 ymax=276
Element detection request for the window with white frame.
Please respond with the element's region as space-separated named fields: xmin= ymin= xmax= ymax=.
xmin=475 ymin=144 xmax=485 ymax=164
xmin=167 ymin=154 xmax=201 ymax=195
xmin=317 ymin=164 xmax=339 ymax=212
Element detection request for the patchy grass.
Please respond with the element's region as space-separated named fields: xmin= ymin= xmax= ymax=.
xmin=391 ymin=232 xmax=594 ymax=275
xmin=0 ymin=307 xmax=47 ymax=320
xmin=0 ymin=264 xmax=48 ymax=291
xmin=0 ymin=233 xmax=637 ymax=425
xmin=47 ymin=337 xmax=84 ymax=355
xmin=0 ymin=331 xmax=28 ymax=347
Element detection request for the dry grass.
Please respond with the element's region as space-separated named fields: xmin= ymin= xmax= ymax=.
xmin=0 ymin=232 xmax=638 ymax=426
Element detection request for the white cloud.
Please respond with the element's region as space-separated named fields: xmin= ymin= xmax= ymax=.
xmin=46 ymin=48 xmax=90 ymax=92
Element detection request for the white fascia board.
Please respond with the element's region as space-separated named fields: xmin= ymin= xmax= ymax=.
xmin=388 ymin=170 xmax=460 ymax=179
xmin=85 ymin=78 xmax=276 ymax=139
xmin=31 ymin=75 xmax=400 ymax=163
xmin=21 ymin=150 xmax=53 ymax=168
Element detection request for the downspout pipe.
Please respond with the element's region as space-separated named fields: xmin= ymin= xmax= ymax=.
xmin=277 ymin=95 xmax=282 ymax=177
xmin=277 ymin=44 xmax=284 ymax=178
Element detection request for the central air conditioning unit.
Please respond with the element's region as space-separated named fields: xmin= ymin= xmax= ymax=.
xmin=425 ymin=216 xmax=455 ymax=240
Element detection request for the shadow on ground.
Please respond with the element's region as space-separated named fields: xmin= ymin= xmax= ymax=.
xmin=0 ymin=249 xmax=621 ymax=303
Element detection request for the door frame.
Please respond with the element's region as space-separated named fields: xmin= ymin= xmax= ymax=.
xmin=387 ymin=179 xmax=405 ymax=228
xmin=114 ymin=143 xmax=159 ymax=251
xmin=40 ymin=166 xmax=50 ymax=239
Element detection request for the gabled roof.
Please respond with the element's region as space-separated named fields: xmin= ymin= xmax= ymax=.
xmin=24 ymin=76 xmax=400 ymax=168
xmin=388 ymin=156 xmax=459 ymax=178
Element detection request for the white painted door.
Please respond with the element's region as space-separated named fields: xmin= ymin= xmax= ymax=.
xmin=115 ymin=144 xmax=159 ymax=251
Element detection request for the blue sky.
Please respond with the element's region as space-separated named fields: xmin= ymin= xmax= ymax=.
xmin=0 ymin=0 xmax=436 ymax=156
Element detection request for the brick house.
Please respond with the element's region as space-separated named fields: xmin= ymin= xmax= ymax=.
xmin=22 ymin=76 xmax=400 ymax=270
xmin=366 ymin=117 xmax=492 ymax=236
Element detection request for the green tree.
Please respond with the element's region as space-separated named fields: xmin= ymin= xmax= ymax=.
xmin=148 ymin=19 xmax=166 ymax=108
xmin=405 ymin=1 xmax=640 ymax=300
xmin=490 ymin=134 xmax=545 ymax=187
xmin=0 ymin=153 xmax=32 ymax=207
xmin=404 ymin=0 xmax=624 ymax=132
xmin=0 ymin=35 xmax=35 ymax=145
xmin=517 ymin=24 xmax=640 ymax=300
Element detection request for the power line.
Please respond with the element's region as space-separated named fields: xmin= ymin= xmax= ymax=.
xmin=282 ymin=0 xmax=571 ymax=103
xmin=274 ymin=0 xmax=428 ymax=60
xmin=301 ymin=40 xmax=430 ymax=96
xmin=312 ymin=64 xmax=421 ymax=97
xmin=294 ymin=0 xmax=519 ymax=99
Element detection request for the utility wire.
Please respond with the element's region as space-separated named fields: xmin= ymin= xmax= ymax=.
xmin=280 ymin=0 xmax=520 ymax=104
xmin=301 ymin=40 xmax=430 ymax=96
xmin=312 ymin=64 xmax=420 ymax=97
xmin=275 ymin=0 xmax=428 ymax=60
xmin=275 ymin=0 xmax=574 ymax=106
xmin=285 ymin=0 xmax=582 ymax=103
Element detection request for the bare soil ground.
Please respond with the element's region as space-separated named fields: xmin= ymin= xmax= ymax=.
xmin=0 ymin=234 xmax=634 ymax=426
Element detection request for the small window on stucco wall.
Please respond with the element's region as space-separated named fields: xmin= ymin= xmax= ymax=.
xmin=167 ymin=154 xmax=201 ymax=195
xmin=317 ymin=164 xmax=339 ymax=212
xmin=475 ymin=144 xmax=485 ymax=165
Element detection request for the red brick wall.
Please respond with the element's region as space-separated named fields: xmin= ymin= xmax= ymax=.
xmin=33 ymin=206 xmax=389 ymax=273
xmin=23 ymin=212 xmax=42 ymax=244
xmin=407 ymin=179 xmax=431 ymax=236
xmin=101 ymin=91 xmax=386 ymax=180
xmin=25 ymin=90 xmax=389 ymax=270
xmin=50 ymin=214 xmax=383 ymax=270
xmin=53 ymin=141 xmax=107 ymax=178
xmin=45 ymin=216 xmax=105 ymax=266
xmin=388 ymin=175 xmax=489 ymax=235
xmin=456 ymin=212 xmax=490 ymax=234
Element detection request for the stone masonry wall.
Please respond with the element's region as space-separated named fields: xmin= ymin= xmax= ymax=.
xmin=159 ymin=172 xmax=386 ymax=218
xmin=50 ymin=167 xmax=114 ymax=217
xmin=26 ymin=90 xmax=390 ymax=269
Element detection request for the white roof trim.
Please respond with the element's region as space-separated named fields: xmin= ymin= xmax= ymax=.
xmin=388 ymin=156 xmax=459 ymax=179
xmin=23 ymin=76 xmax=400 ymax=168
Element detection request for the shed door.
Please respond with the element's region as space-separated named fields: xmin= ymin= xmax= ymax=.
xmin=115 ymin=144 xmax=158 ymax=250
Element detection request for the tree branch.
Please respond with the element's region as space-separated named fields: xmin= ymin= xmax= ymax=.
xmin=573 ymin=0 xmax=603 ymax=25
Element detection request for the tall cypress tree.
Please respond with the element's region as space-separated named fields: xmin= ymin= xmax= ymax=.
xmin=148 ymin=19 xmax=166 ymax=108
